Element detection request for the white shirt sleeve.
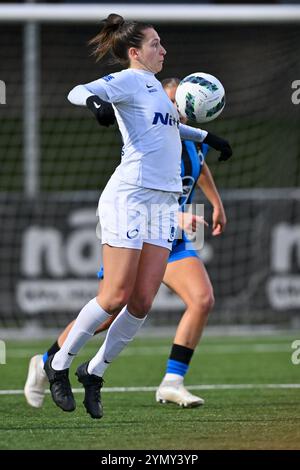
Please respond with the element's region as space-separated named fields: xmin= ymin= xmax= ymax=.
xmin=67 ymin=80 xmax=110 ymax=106
xmin=67 ymin=70 xmax=136 ymax=106
xmin=179 ymin=123 xmax=208 ymax=143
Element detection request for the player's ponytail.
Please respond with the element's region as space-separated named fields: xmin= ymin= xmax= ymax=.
xmin=89 ymin=13 xmax=153 ymax=67
xmin=89 ymin=14 xmax=124 ymax=62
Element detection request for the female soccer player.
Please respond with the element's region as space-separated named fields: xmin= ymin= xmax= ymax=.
xmin=25 ymin=14 xmax=232 ymax=419
xmin=25 ymin=76 xmax=229 ymax=411
xmin=154 ymin=78 xmax=226 ymax=407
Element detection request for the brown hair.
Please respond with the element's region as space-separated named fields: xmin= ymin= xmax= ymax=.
xmin=89 ymin=13 xmax=153 ymax=67
xmin=161 ymin=78 xmax=181 ymax=89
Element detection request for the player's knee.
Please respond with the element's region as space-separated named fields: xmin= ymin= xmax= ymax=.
xmin=127 ymin=296 xmax=153 ymax=318
xmin=96 ymin=289 xmax=130 ymax=314
xmin=191 ymin=290 xmax=215 ymax=316
xmin=201 ymin=291 xmax=215 ymax=314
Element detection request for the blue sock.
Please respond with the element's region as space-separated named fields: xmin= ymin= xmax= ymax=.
xmin=166 ymin=358 xmax=189 ymax=377
xmin=165 ymin=344 xmax=194 ymax=378
xmin=42 ymin=352 xmax=48 ymax=364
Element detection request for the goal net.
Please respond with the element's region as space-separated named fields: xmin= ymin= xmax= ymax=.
xmin=0 ymin=5 xmax=300 ymax=329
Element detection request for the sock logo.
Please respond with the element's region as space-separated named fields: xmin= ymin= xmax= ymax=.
xmin=68 ymin=352 xmax=77 ymax=356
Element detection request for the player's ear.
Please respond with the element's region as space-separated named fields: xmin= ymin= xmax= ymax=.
xmin=128 ymin=47 xmax=139 ymax=61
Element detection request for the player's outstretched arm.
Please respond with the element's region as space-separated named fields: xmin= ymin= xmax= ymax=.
xmin=203 ymin=132 xmax=232 ymax=161
xmin=179 ymin=123 xmax=232 ymax=162
xmin=178 ymin=123 xmax=208 ymax=143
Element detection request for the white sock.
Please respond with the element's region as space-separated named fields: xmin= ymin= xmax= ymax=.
xmin=163 ymin=373 xmax=183 ymax=383
xmin=52 ymin=297 xmax=111 ymax=370
xmin=88 ymin=307 xmax=146 ymax=377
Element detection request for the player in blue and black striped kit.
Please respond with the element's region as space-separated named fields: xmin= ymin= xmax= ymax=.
xmin=25 ymin=78 xmax=229 ymax=410
xmin=154 ymin=78 xmax=227 ymax=406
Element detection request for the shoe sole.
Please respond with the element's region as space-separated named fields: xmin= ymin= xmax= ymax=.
xmin=156 ymin=397 xmax=204 ymax=408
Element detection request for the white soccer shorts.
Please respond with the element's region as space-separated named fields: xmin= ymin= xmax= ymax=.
xmin=98 ymin=176 xmax=179 ymax=251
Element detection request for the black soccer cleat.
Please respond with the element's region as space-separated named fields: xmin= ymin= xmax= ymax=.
xmin=44 ymin=354 xmax=76 ymax=412
xmin=75 ymin=362 xmax=104 ymax=420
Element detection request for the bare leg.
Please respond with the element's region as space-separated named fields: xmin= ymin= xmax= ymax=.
xmin=87 ymin=243 xmax=170 ymax=377
xmin=51 ymin=245 xmax=141 ymax=371
xmin=163 ymin=257 xmax=214 ymax=349
xmin=127 ymin=242 xmax=170 ymax=317
xmin=156 ymin=256 xmax=214 ymax=407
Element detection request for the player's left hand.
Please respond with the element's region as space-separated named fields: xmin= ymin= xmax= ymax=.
xmin=203 ymin=132 xmax=233 ymax=162
xmin=178 ymin=212 xmax=208 ymax=236
xmin=212 ymin=205 xmax=227 ymax=236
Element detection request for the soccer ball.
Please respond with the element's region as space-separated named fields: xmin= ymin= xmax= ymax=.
xmin=175 ymin=72 xmax=225 ymax=123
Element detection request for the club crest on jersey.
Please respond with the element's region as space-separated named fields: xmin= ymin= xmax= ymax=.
xmin=102 ymin=74 xmax=115 ymax=82
xmin=198 ymin=149 xmax=204 ymax=165
xmin=179 ymin=176 xmax=195 ymax=207
xmin=152 ymin=112 xmax=180 ymax=127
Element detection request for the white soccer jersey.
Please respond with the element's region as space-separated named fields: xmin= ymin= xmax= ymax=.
xmin=69 ymin=69 xmax=182 ymax=192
